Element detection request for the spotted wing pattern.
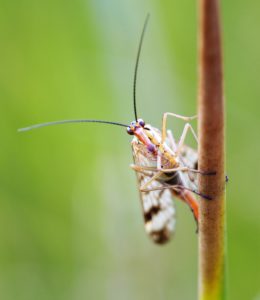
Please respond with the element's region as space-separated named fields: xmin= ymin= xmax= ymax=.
xmin=132 ymin=139 xmax=176 ymax=244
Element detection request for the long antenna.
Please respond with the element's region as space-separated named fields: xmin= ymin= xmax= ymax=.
xmin=133 ymin=13 xmax=150 ymax=121
xmin=18 ymin=119 xmax=128 ymax=132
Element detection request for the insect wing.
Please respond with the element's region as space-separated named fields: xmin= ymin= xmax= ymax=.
xmin=132 ymin=139 xmax=176 ymax=244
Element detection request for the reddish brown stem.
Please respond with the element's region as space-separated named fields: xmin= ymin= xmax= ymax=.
xmin=197 ymin=0 xmax=226 ymax=299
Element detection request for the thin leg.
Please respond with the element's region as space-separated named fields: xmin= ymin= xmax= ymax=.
xmin=141 ymin=184 xmax=188 ymax=193
xmin=174 ymin=124 xmax=216 ymax=177
xmin=130 ymin=165 xmax=154 ymax=177
xmin=161 ymin=112 xmax=197 ymax=143
xmin=131 ymin=164 xmax=211 ymax=175
xmin=130 ymin=164 xmax=156 ymax=172
xmin=130 ymin=164 xmax=164 ymax=191
xmin=156 ymin=152 xmax=162 ymax=170
xmin=175 ymin=123 xmax=198 ymax=156
xmin=131 ymin=164 xmax=192 ymax=174
xmin=167 ymin=130 xmax=177 ymax=152
xmin=131 ymin=164 xmax=190 ymax=195
xmin=161 ymin=167 xmax=214 ymax=175
xmin=140 ymin=171 xmax=164 ymax=190
xmin=141 ymin=184 xmax=212 ymax=200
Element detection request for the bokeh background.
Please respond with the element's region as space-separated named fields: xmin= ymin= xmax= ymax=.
xmin=1 ymin=1 xmax=259 ymax=299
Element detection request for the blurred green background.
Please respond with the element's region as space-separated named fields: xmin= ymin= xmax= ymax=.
xmin=1 ymin=1 xmax=259 ymax=299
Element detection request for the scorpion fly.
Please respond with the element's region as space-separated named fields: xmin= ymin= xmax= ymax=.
xmin=19 ymin=14 xmax=209 ymax=245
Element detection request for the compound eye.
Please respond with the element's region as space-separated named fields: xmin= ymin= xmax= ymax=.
xmin=127 ymin=126 xmax=134 ymax=135
xmin=138 ymin=119 xmax=145 ymax=127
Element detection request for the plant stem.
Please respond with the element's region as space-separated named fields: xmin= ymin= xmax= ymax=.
xmin=197 ymin=0 xmax=226 ymax=299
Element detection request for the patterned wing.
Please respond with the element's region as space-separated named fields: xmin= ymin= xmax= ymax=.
xmin=131 ymin=139 xmax=176 ymax=244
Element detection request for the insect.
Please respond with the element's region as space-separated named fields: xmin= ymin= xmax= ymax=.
xmin=19 ymin=14 xmax=210 ymax=244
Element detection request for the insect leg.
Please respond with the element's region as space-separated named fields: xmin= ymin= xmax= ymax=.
xmin=131 ymin=164 xmax=211 ymax=175
xmin=175 ymin=123 xmax=198 ymax=156
xmin=167 ymin=130 xmax=177 ymax=152
xmin=130 ymin=164 xmax=155 ymax=177
xmin=161 ymin=112 xmax=197 ymax=143
xmin=131 ymin=164 xmax=185 ymax=172
xmin=156 ymin=152 xmax=162 ymax=170
xmin=175 ymin=124 xmax=216 ymax=176
xmin=161 ymin=167 xmax=214 ymax=175
xmin=130 ymin=164 xmax=165 ymax=191
xmin=139 ymin=171 xmax=164 ymax=191
xmin=141 ymin=184 xmax=212 ymax=200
